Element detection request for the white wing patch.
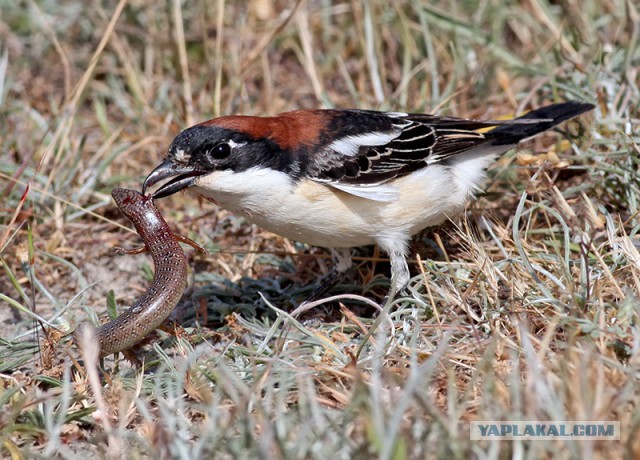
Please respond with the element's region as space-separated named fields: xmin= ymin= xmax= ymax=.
xmin=328 ymin=182 xmax=400 ymax=202
xmin=328 ymin=131 xmax=399 ymax=157
xmin=385 ymin=111 xmax=408 ymax=118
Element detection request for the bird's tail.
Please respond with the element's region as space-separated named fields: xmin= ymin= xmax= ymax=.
xmin=487 ymin=101 xmax=594 ymax=145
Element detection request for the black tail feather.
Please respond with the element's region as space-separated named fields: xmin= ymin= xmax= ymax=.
xmin=488 ymin=101 xmax=594 ymax=145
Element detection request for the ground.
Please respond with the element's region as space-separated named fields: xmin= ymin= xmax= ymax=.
xmin=1 ymin=0 xmax=639 ymax=458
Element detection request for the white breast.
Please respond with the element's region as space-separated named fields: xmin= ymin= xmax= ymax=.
xmin=193 ymin=147 xmax=504 ymax=249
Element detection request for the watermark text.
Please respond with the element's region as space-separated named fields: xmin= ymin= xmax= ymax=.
xmin=470 ymin=421 xmax=620 ymax=440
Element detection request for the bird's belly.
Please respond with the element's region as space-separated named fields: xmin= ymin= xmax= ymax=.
xmin=193 ymin=164 xmax=484 ymax=248
xmin=195 ymin=178 xmax=376 ymax=247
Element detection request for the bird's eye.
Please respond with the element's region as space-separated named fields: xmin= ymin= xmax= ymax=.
xmin=209 ymin=143 xmax=231 ymax=160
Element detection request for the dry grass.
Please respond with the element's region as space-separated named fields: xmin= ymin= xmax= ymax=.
xmin=1 ymin=0 xmax=639 ymax=458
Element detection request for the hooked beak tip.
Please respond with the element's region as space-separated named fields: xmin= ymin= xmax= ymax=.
xmin=142 ymin=158 xmax=175 ymax=195
xmin=142 ymin=158 xmax=207 ymax=198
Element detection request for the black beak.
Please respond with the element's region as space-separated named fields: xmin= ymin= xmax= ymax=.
xmin=142 ymin=159 xmax=208 ymax=198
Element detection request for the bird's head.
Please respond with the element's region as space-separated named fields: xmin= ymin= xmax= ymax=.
xmin=142 ymin=111 xmax=327 ymax=198
xmin=143 ymin=122 xmax=268 ymax=198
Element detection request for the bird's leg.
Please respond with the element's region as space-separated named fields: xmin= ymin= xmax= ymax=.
xmin=388 ymin=248 xmax=410 ymax=298
xmin=377 ymin=236 xmax=410 ymax=300
xmin=306 ymin=248 xmax=352 ymax=301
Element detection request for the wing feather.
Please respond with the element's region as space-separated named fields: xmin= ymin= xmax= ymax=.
xmin=328 ymin=182 xmax=400 ymax=202
xmin=306 ymin=110 xmax=524 ymax=199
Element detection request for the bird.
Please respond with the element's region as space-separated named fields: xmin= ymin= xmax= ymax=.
xmin=142 ymin=101 xmax=594 ymax=298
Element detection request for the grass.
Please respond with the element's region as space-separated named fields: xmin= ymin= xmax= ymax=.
xmin=1 ymin=0 xmax=639 ymax=458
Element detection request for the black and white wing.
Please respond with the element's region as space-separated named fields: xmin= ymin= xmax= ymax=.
xmin=307 ymin=110 xmax=499 ymax=201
